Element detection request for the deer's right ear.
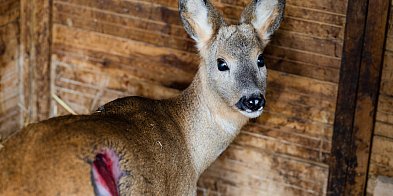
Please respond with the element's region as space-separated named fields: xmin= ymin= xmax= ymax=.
xmin=179 ymin=0 xmax=225 ymax=49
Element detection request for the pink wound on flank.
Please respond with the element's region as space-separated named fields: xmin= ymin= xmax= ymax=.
xmin=92 ymin=149 xmax=123 ymax=196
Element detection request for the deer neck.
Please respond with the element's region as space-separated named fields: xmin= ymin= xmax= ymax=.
xmin=167 ymin=65 xmax=249 ymax=176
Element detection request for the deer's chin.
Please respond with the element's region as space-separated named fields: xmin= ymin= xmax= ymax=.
xmin=235 ymin=107 xmax=264 ymax=119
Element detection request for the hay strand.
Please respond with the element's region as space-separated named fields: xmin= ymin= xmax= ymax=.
xmin=51 ymin=93 xmax=77 ymax=115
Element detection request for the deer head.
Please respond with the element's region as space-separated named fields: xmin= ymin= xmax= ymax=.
xmin=179 ymin=0 xmax=285 ymax=119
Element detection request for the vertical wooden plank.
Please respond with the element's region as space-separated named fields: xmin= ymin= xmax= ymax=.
xmin=328 ymin=0 xmax=391 ymax=195
xmin=19 ymin=0 xmax=32 ymax=126
xmin=327 ymin=0 xmax=369 ymax=194
xmin=345 ymin=0 xmax=391 ymax=195
xmin=33 ymin=0 xmax=52 ymax=121
xmin=20 ymin=0 xmax=52 ymax=124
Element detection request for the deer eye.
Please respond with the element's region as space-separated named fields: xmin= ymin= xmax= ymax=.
xmin=217 ymin=58 xmax=229 ymax=71
xmin=257 ymin=54 xmax=265 ymax=68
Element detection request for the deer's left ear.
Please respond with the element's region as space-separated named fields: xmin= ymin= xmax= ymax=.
xmin=179 ymin=0 xmax=225 ymax=49
xmin=240 ymin=0 xmax=285 ymax=41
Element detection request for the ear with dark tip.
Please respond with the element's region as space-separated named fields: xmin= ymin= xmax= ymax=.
xmin=179 ymin=0 xmax=225 ymax=49
xmin=240 ymin=0 xmax=285 ymax=41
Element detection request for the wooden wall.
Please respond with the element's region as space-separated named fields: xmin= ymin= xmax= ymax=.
xmin=367 ymin=3 xmax=393 ymax=194
xmin=0 ymin=0 xmax=21 ymax=140
xmin=0 ymin=0 xmax=349 ymax=195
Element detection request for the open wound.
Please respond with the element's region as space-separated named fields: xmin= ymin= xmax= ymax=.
xmin=91 ymin=149 xmax=123 ymax=196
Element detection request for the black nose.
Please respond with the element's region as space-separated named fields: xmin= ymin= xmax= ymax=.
xmin=236 ymin=94 xmax=265 ymax=112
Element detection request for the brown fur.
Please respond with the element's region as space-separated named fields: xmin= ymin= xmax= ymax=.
xmin=0 ymin=0 xmax=285 ymax=195
xmin=1 ymin=98 xmax=196 ymax=195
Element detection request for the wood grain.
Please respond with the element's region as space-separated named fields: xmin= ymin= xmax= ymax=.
xmin=366 ymin=1 xmax=393 ymax=194
xmin=345 ymin=0 xmax=390 ymax=194
xmin=19 ymin=0 xmax=52 ymax=123
xmin=0 ymin=19 xmax=21 ymax=139
xmin=327 ymin=0 xmax=369 ymax=194
xmin=328 ymin=0 xmax=391 ymax=195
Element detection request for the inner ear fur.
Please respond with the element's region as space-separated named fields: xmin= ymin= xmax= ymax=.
xmin=240 ymin=0 xmax=286 ymax=41
xmin=179 ymin=0 xmax=225 ymax=48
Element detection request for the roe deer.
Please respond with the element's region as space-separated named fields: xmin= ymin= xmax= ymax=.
xmin=0 ymin=0 xmax=285 ymax=195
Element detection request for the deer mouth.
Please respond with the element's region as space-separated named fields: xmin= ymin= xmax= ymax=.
xmin=235 ymin=106 xmax=264 ymax=119
xmin=236 ymin=101 xmax=264 ymax=113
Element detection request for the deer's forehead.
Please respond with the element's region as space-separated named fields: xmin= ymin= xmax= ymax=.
xmin=216 ymin=24 xmax=262 ymax=57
